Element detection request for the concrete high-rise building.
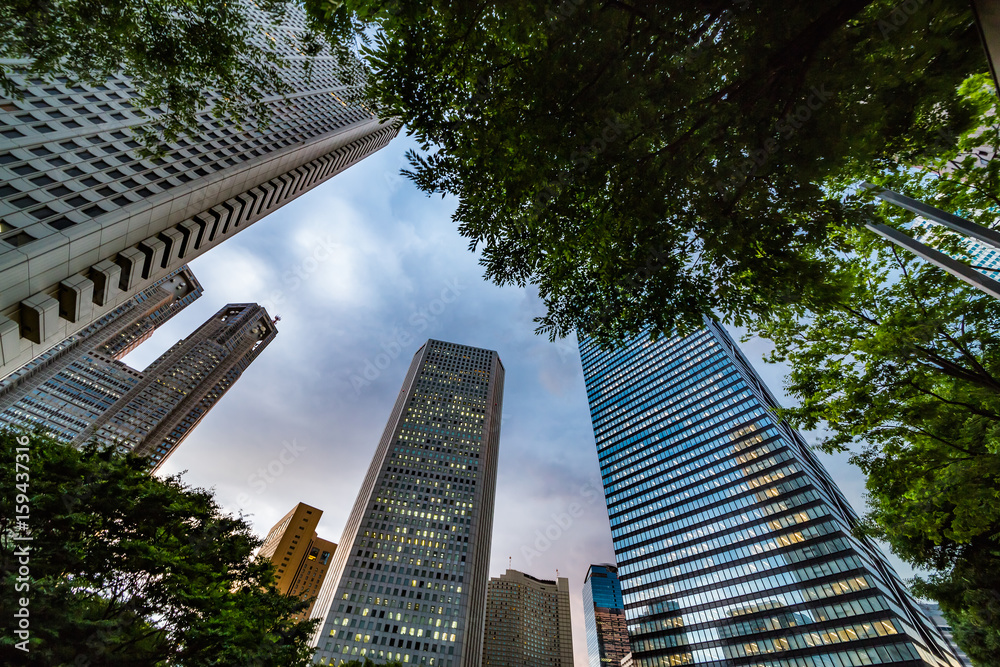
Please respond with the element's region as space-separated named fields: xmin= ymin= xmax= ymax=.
xmin=0 ymin=299 xmax=276 ymax=470
xmin=311 ymin=340 xmax=505 ymax=667
xmin=482 ymin=569 xmax=574 ymax=667
xmin=579 ymin=320 xmax=963 ymax=667
xmin=0 ymin=265 xmax=202 ymax=442
xmin=583 ymin=564 xmax=630 ymax=667
xmin=916 ymin=603 xmax=974 ymax=667
xmin=259 ymin=503 xmax=338 ymax=620
xmin=0 ymin=2 xmax=397 ymax=378
xmin=70 ymin=303 xmax=277 ymax=468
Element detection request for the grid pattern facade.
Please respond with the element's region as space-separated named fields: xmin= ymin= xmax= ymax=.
xmin=70 ymin=303 xmax=277 ymax=469
xmin=584 ymin=564 xmax=631 ymax=667
xmin=312 ymin=340 xmax=505 ymax=667
xmin=0 ymin=266 xmax=201 ymax=441
xmin=290 ymin=537 xmax=339 ymax=619
xmin=482 ymin=569 xmax=574 ymax=667
xmin=579 ymin=321 xmax=962 ymax=667
xmin=959 ymin=237 xmax=1000 ymax=278
xmin=259 ymin=503 xmax=338 ymax=620
xmin=0 ymin=2 xmax=397 ymax=378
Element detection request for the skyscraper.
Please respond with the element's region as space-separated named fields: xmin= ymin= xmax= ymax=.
xmin=0 ymin=265 xmax=202 ymax=442
xmin=583 ymin=564 xmax=630 ymax=667
xmin=0 ymin=2 xmax=397 ymax=378
xmin=70 ymin=303 xmax=277 ymax=468
xmin=311 ymin=340 xmax=505 ymax=667
xmin=259 ymin=503 xmax=338 ymax=620
xmin=579 ymin=320 xmax=962 ymax=667
xmin=915 ymin=603 xmax=974 ymax=667
xmin=0 ymin=299 xmax=276 ymax=470
xmin=482 ymin=568 xmax=574 ymax=667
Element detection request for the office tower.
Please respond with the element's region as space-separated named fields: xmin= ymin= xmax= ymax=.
xmin=584 ymin=564 xmax=630 ymax=667
xmin=0 ymin=265 xmax=202 ymax=442
xmin=482 ymin=569 xmax=574 ymax=667
xmin=0 ymin=3 xmax=397 ymax=379
xmin=0 ymin=300 xmax=275 ymax=469
xmin=915 ymin=222 xmax=1000 ymax=281
xmin=579 ymin=320 xmax=963 ymax=667
xmin=954 ymin=236 xmax=1000 ymax=279
xmin=311 ymin=340 xmax=505 ymax=667
xmin=259 ymin=503 xmax=338 ymax=619
xmin=916 ymin=603 xmax=974 ymax=667
xmin=69 ymin=303 xmax=277 ymax=468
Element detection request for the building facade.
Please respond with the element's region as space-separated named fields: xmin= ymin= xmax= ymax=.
xmin=584 ymin=564 xmax=630 ymax=667
xmin=0 ymin=298 xmax=276 ymax=470
xmin=259 ymin=503 xmax=338 ymax=619
xmin=311 ymin=340 xmax=505 ymax=667
xmin=0 ymin=265 xmax=202 ymax=442
xmin=70 ymin=303 xmax=277 ymax=468
xmin=579 ymin=320 xmax=963 ymax=667
xmin=482 ymin=568 xmax=574 ymax=667
xmin=0 ymin=2 xmax=397 ymax=378
xmin=915 ymin=603 xmax=973 ymax=667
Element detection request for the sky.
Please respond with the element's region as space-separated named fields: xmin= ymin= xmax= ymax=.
xmin=122 ymin=132 xmax=907 ymax=667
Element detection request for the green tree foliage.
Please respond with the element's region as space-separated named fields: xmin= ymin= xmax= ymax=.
xmin=756 ymin=86 xmax=1000 ymax=663
xmin=336 ymin=659 xmax=404 ymax=667
xmin=304 ymin=0 xmax=983 ymax=342
xmin=0 ymin=429 xmax=317 ymax=666
xmin=0 ymin=0 xmax=356 ymax=151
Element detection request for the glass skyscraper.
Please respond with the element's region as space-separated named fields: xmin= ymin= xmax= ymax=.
xmin=584 ymin=563 xmax=631 ymax=667
xmin=311 ymin=340 xmax=505 ymax=667
xmin=915 ymin=604 xmax=973 ymax=667
xmin=579 ymin=320 xmax=962 ymax=667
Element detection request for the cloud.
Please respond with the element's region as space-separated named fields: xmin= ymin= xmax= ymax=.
xmin=126 ymin=133 xmax=903 ymax=667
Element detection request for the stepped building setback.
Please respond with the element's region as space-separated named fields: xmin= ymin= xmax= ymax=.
xmin=0 ymin=265 xmax=202 ymax=442
xmin=579 ymin=320 xmax=964 ymax=667
xmin=0 ymin=2 xmax=397 ymax=378
xmin=311 ymin=340 xmax=504 ymax=667
xmin=259 ymin=503 xmax=338 ymax=620
xmin=0 ymin=288 xmax=277 ymax=469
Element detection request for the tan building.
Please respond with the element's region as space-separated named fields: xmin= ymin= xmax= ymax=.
xmin=482 ymin=569 xmax=574 ymax=667
xmin=260 ymin=503 xmax=337 ymax=619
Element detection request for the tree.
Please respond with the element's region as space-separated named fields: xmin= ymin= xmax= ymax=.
xmin=0 ymin=0 xmax=359 ymax=151
xmin=336 ymin=659 xmax=404 ymax=667
xmin=304 ymin=0 xmax=984 ymax=343
xmin=0 ymin=428 xmax=317 ymax=666
xmin=755 ymin=89 xmax=1000 ymax=663
xmin=759 ymin=232 xmax=1000 ymax=664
